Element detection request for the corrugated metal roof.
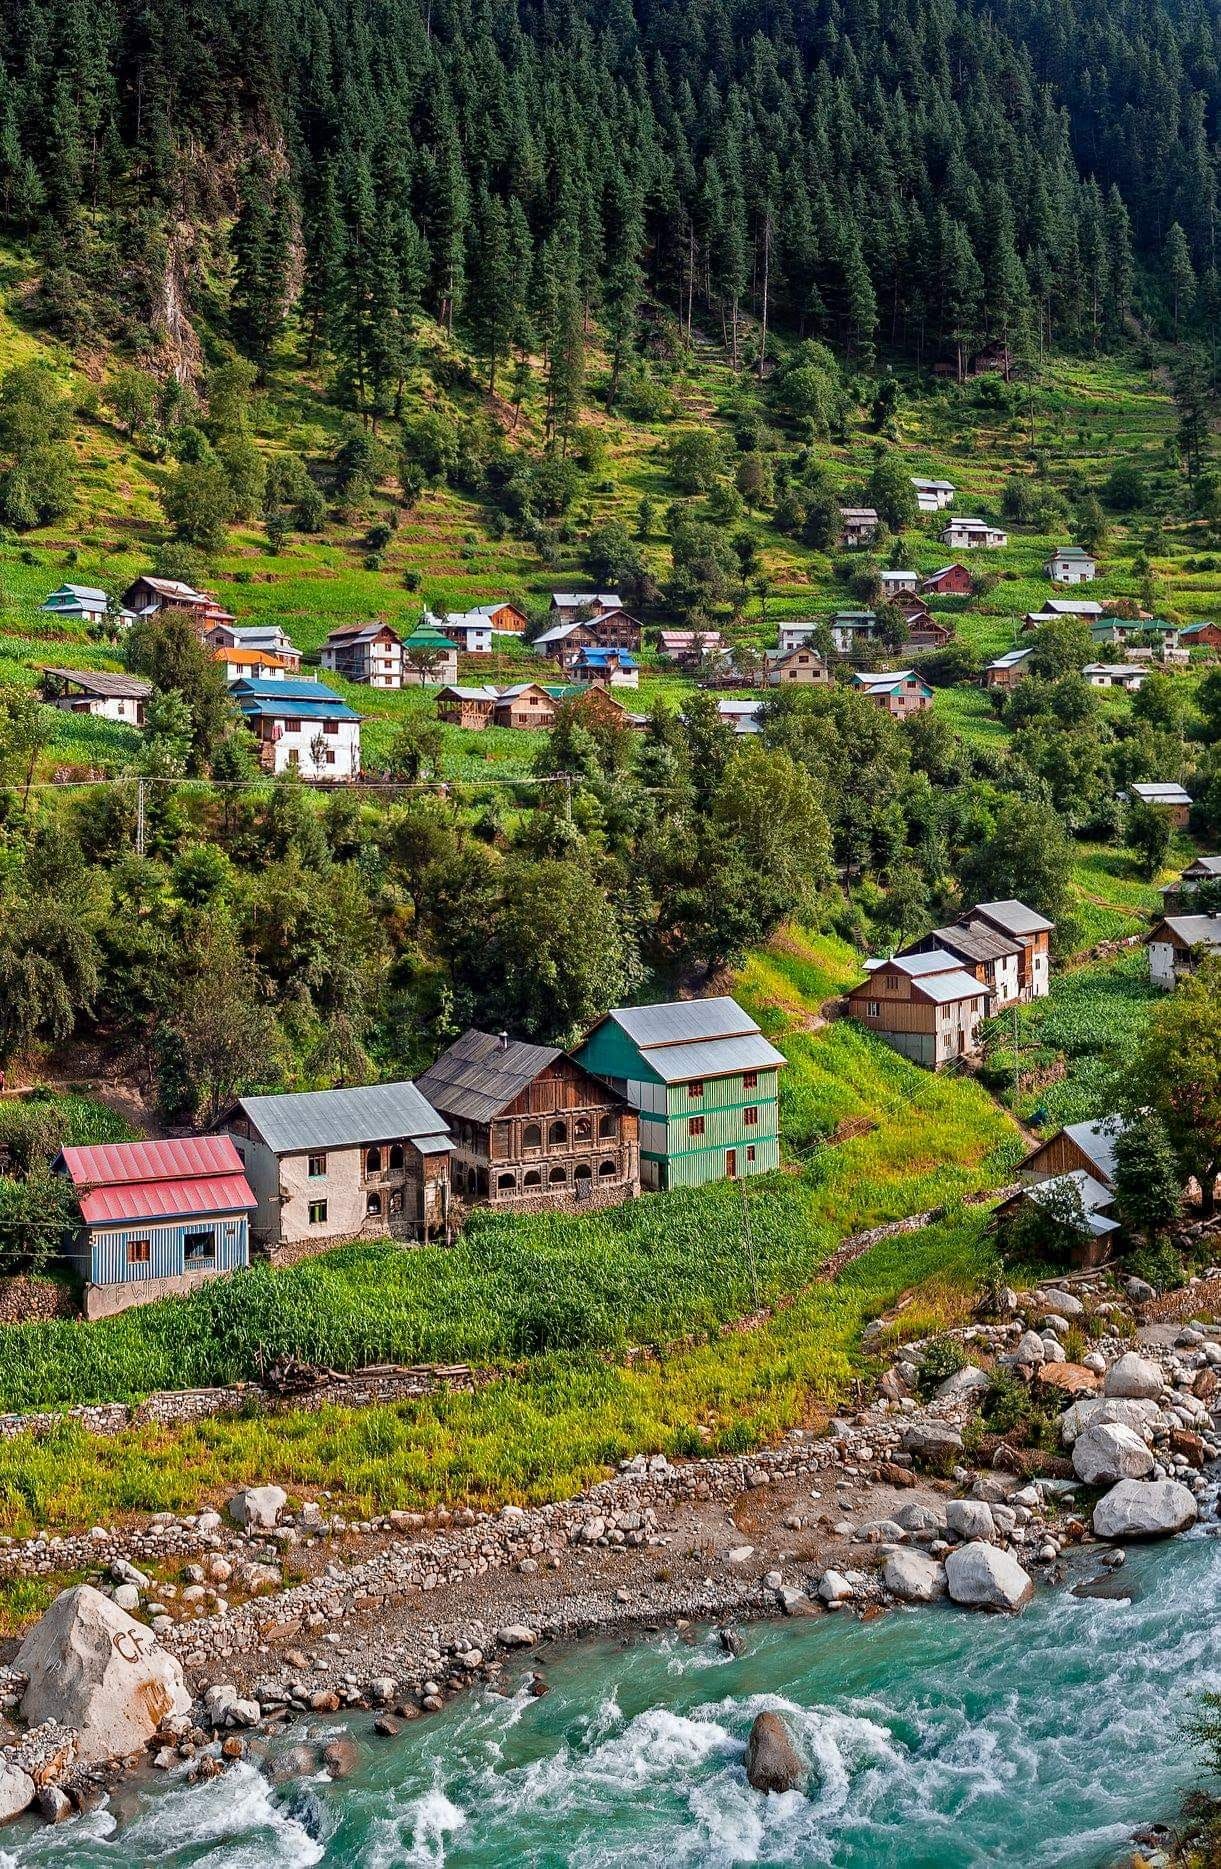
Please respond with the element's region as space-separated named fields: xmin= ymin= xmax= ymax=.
xmin=866 ymin=949 xmax=963 ymax=978
xmin=78 ymin=1172 xmax=256 ymax=1226
xmin=40 ymin=667 xmax=152 ymax=698
xmin=609 ymin=997 xmax=757 ymax=1048
xmin=415 ymin=1032 xmax=562 ymax=1125
xmin=972 ymin=899 xmax=1055 ymax=936
xmin=1062 ymin=1118 xmax=1123 ymax=1187
xmin=911 ymin=968 xmax=989 ymax=1004
xmin=235 ymin=1082 xmax=449 ymax=1155
xmin=1027 ymin=1170 xmax=1118 ymax=1234
xmin=61 ymin=1136 xmax=246 ymax=1187
xmin=1157 ymin=913 xmax=1221 ymax=947
xmin=641 ymin=1032 xmax=787 ymax=1083
xmin=1129 ymin=783 xmax=1192 ymax=806
xmin=931 ymin=921 xmax=1022 ymax=963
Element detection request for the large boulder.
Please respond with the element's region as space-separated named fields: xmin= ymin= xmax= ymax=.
xmin=883 ymin=1549 xmax=948 ymax=1603
xmin=744 ymin=1711 xmax=804 ymax=1795
xmin=1014 ymin=1330 xmax=1046 ymax=1366
xmin=227 ymin=1485 xmax=287 ymax=1531
xmin=1103 ymin=1354 xmax=1163 ymax=1401
xmin=936 ymin=1365 xmax=991 ymax=1402
xmin=1037 ymin=1288 xmax=1085 ymax=1318
xmin=15 ymin=1587 xmax=192 ymax=1765
xmin=944 ymin=1542 xmax=1034 ymax=1613
xmin=1071 ymin=1423 xmax=1155 ymax=1487
xmin=1060 ymin=1398 xmax=1164 ymax=1447
xmin=0 ymin=1762 xmax=35 ymax=1826
xmin=900 ymin=1423 xmax=963 ymax=1467
xmin=946 ymin=1499 xmax=995 ymax=1542
xmin=1035 ymin=1363 xmax=1099 ymax=1399
xmin=1093 ymin=1479 xmax=1198 ymax=1542
xmin=893 ymin=1501 xmax=947 ymax=1539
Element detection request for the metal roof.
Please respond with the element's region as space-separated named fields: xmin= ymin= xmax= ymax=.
xmin=1155 ymin=913 xmax=1221 ymax=948
xmin=58 ymin=1137 xmax=255 ymax=1226
xmin=550 ymin=593 xmax=621 ymax=609
xmin=1049 ymin=546 xmax=1094 ymax=559
xmin=39 ymin=667 xmax=151 ymax=698
xmin=866 ymin=949 xmax=962 ymax=978
xmin=609 ymin=997 xmax=757 ymax=1048
xmin=415 ymin=1031 xmax=563 ymax=1125
xmin=534 ymin=622 xmax=581 ymax=645
xmin=641 ymin=1032 xmax=786 ymax=1083
xmin=930 ymin=921 xmax=1022 ymax=963
xmin=988 ymin=649 xmax=1033 ymax=669
xmin=439 ymin=685 xmax=499 ymax=702
xmin=231 ymin=678 xmax=361 ymax=722
xmin=911 ymin=477 xmax=955 ymax=491
xmin=1061 ymin=1118 xmax=1123 ymax=1187
xmin=910 ymin=968 xmax=990 ymax=1005
xmin=1041 ymin=599 xmax=1103 ymax=615
xmin=43 ymin=584 xmax=107 ymax=606
xmin=236 ymin=1082 xmax=448 ymax=1155
xmin=1129 ymin=782 xmax=1191 ymax=806
xmin=972 ymin=899 xmax=1055 ymax=936
xmin=1027 ymin=1170 xmax=1118 ymax=1235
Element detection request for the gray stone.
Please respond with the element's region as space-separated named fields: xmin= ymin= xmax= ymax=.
xmin=1125 ymin=1277 xmax=1155 ymax=1303
xmin=1072 ymin=1423 xmax=1155 ymax=1487
xmin=883 ymin=1549 xmax=948 ymax=1603
xmin=0 ymin=1762 xmax=35 ymax=1826
xmin=227 ymin=1486 xmax=287 ymax=1531
xmin=1060 ymin=1398 xmax=1164 ymax=1446
xmin=944 ymin=1542 xmax=1034 ymax=1612
xmin=1092 ymin=1479 xmax=1198 ymax=1541
xmin=946 ymin=1499 xmax=996 ymax=1542
xmin=1037 ymin=1289 xmax=1085 ymax=1318
xmin=1104 ymin=1354 xmax=1163 ymax=1401
xmin=15 ymin=1586 xmax=192 ymax=1766
xmin=893 ymin=1501 xmax=947 ymax=1538
xmin=817 ymin=1570 xmax=854 ymax=1606
xmin=745 ymin=1710 xmax=804 ymax=1795
xmin=35 ymin=1785 xmax=72 ymax=1825
xmin=900 ymin=1423 xmax=963 ymax=1461
xmin=496 ymin=1625 xmax=537 ymax=1649
xmin=1015 ymin=1330 xmax=1046 ymax=1365
xmin=936 ymin=1365 xmax=992 ymax=1402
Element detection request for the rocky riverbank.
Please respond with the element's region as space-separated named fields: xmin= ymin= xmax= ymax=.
xmin=1 ymin=1270 xmax=1219 ymax=1837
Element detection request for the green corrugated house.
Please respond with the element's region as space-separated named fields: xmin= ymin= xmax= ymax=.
xmin=573 ymin=996 xmax=785 ymax=1190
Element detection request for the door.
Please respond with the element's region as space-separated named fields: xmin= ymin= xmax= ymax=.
xmin=726 ymin=1149 xmax=737 ymax=1179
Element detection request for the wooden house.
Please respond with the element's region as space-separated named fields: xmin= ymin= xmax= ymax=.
xmin=970 ymin=341 xmax=1014 ymax=378
xmin=1126 ymin=782 xmax=1192 ymax=827
xmin=900 ymin=921 xmax=1023 ymax=1008
xmin=658 ymin=630 xmax=726 ymax=665
xmin=993 ymin=1168 xmax=1119 ymax=1266
xmin=121 ymin=575 xmax=234 ymax=630
xmin=1180 ymin=622 xmax=1221 ymax=653
xmin=549 ymin=592 xmax=623 ymax=623
xmin=840 ymin=507 xmax=880 ymax=546
xmin=1161 ymin=856 xmax=1221 ymax=904
xmin=444 ymin=603 xmax=527 ymax=653
xmin=922 ymin=564 xmax=973 ymax=596
xmin=893 ymin=591 xmax=933 ymax=622
xmin=557 ymin=684 xmax=639 ymax=729
xmin=852 ymin=669 xmax=933 ymax=717
xmin=574 ymin=997 xmax=785 ymax=1191
xmin=1045 ymin=546 xmax=1096 ymax=584
xmin=416 ymin=1031 xmax=638 ymax=1211
xmin=1091 ymin=620 xmax=1180 ymax=655
xmin=940 ymin=518 xmax=1007 ymax=550
xmin=321 ymin=622 xmax=406 ymax=689
xmin=1023 ymin=600 xmax=1104 ymax=631
xmin=437 ymin=686 xmax=498 ymax=729
xmin=231 ymin=677 xmax=362 ymax=779
xmin=492 ymin=683 xmax=557 ymax=730
xmin=53 ymin=1137 xmax=254 ymax=1320
xmin=905 ymin=615 xmax=953 ymax=648
xmin=983 ymin=649 xmax=1034 ymax=690
xmin=573 ymin=646 xmax=639 ymax=687
xmin=205 ymin=623 xmax=302 ymax=670
xmin=764 ymin=644 xmax=831 ymax=687
xmin=1146 ymin=912 xmax=1221 ymax=989
xmin=38 ymin=667 xmax=150 ymax=725
xmin=1018 ymin=1118 xmax=1122 ymax=1191
xmin=224 ymin=1082 xmax=452 ymax=1254
xmin=846 ymin=954 xmax=988 ymax=1068
xmin=967 ymin=900 xmax=1053 ymax=999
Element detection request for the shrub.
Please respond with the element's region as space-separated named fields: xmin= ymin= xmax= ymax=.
xmin=915 ymin=1334 xmax=968 ymax=1399
xmin=1124 ymin=1240 xmax=1186 ymax=1294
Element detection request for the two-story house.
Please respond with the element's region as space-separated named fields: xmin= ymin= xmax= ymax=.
xmin=968 ymin=900 xmax=1054 ymax=999
xmin=1045 ymin=546 xmax=1096 ymax=584
xmin=899 ymin=919 xmax=1023 ymax=1008
xmin=846 ymin=954 xmax=989 ymax=1068
xmin=231 ymin=677 xmax=362 ymax=779
xmin=852 ymin=669 xmax=933 ymax=717
xmin=320 ymin=622 xmax=406 ymax=688
xmin=1146 ymin=912 xmax=1221 ymax=989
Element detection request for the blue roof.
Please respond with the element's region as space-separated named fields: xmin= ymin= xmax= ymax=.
xmin=577 ymin=647 xmax=638 ymax=668
xmin=231 ymin=677 xmax=361 ymax=722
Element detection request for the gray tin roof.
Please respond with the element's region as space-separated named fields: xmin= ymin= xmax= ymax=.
xmin=603 ymin=997 xmax=786 ymax=1084
xmin=1062 ymin=1117 xmax=1124 ymax=1187
xmin=415 ymin=1031 xmax=563 ymax=1125
xmin=972 ymin=899 xmax=1055 ymax=936
xmin=235 ymin=1082 xmax=449 ymax=1155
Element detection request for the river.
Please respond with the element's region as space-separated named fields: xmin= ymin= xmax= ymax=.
xmin=2 ymin=1515 xmax=1218 ymax=1869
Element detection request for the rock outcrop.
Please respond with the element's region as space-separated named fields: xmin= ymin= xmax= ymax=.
xmin=1103 ymin=1354 xmax=1163 ymax=1401
xmin=745 ymin=1710 xmax=804 ymax=1794
xmin=883 ymin=1549 xmax=948 ymax=1603
xmin=14 ymin=1586 xmax=192 ymax=1765
xmin=227 ymin=1486 xmax=287 ymax=1531
xmin=1071 ymin=1423 xmax=1154 ymax=1486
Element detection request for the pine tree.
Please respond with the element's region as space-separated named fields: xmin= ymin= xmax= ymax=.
xmin=1165 ymin=222 xmax=1197 ymax=337
xmin=230 ymin=155 xmax=293 ymax=379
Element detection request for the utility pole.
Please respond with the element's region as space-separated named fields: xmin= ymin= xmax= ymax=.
xmin=135 ymin=777 xmax=145 ymax=858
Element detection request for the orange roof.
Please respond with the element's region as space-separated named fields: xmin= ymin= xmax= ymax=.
xmin=213 ymin=646 xmax=292 ymax=669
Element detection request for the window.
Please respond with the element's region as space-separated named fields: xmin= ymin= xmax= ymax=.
xmin=575 ymin=1116 xmax=592 ymax=1140
xmin=523 ymin=1123 xmax=542 ymax=1150
xmin=867 ymin=1001 xmax=880 ymax=1018
xmin=746 ymin=1145 xmax=756 ymax=1164
xmin=598 ymin=1113 xmax=617 ymax=1139
xmin=127 ymin=1239 xmax=151 ymax=1265
xmin=366 ymin=1146 xmax=382 ymax=1173
xmin=688 ymin=1115 xmax=705 ymax=1137
xmin=743 ymin=1072 xmax=758 ymax=1090
xmin=497 ymin=1172 xmax=517 ymax=1192
xmin=285 ymin=718 xmax=302 ymax=733
xmin=308 ymin=1153 xmax=327 ymax=1178
xmin=389 ymin=1144 xmax=404 ymax=1170
xmin=743 ymin=1106 xmax=758 ymax=1127
xmin=548 ymin=1165 xmax=567 ymax=1185
xmin=366 ymin=1192 xmax=382 ymax=1216
xmin=574 ymin=1163 xmax=592 ymax=1180
xmin=183 ymin=1228 xmax=215 ymax=1266
xmin=323 ymin=719 xmax=340 ymax=735
xmin=598 ymin=1159 xmax=618 ymax=1178
xmin=548 ymin=1120 xmax=568 ymax=1146
xmin=308 ymin=1200 xmax=328 ymax=1226
xmin=523 ymin=1169 xmax=542 ymax=1188
xmin=687 ymin=1081 xmax=704 ymax=1100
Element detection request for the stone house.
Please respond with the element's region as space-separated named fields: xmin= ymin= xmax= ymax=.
xmin=415 ymin=1032 xmax=638 ymax=1211
xmin=839 ymin=507 xmax=880 ymax=546
xmin=224 ymin=1082 xmax=453 ymax=1257
xmin=880 ymin=569 xmax=921 ymax=594
xmin=492 ymin=683 xmax=557 ymax=730
xmin=1045 ymin=546 xmax=1096 ymax=584
xmin=983 ymin=648 xmax=1033 ymax=689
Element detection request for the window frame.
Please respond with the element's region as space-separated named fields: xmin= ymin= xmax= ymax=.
xmin=308 ymin=1199 xmax=328 ymax=1226
xmin=127 ymin=1238 xmax=151 ymax=1265
xmin=307 ymin=1152 xmax=328 ymax=1179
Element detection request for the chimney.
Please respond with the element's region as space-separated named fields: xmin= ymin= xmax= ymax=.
xmin=498 ymin=1031 xmax=509 ymax=1051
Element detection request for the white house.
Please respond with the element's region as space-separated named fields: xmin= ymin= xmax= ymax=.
xmin=38 ymin=666 xmax=150 ymax=725
xmin=40 ymin=584 xmax=134 ymax=627
xmin=1045 ymin=546 xmax=1096 ymax=584
xmin=717 ymin=699 xmax=764 ymax=735
xmin=969 ymin=899 xmax=1054 ymax=999
xmin=1083 ymin=663 xmax=1145 ymax=690
xmin=205 ymin=623 xmax=302 ymax=670
xmin=777 ymin=620 xmax=820 ymax=653
xmin=443 ymin=612 xmax=493 ymax=654
xmin=1146 ymin=913 xmax=1221 ymax=989
xmin=880 ymin=569 xmax=920 ymax=594
xmin=828 ymin=611 xmax=878 ymax=653
xmin=320 ymin=622 xmax=405 ymax=688
xmin=941 ymin=517 xmax=1008 ymax=550
xmin=231 ymin=677 xmax=362 ymax=779
xmin=911 ymin=476 xmax=956 ymax=511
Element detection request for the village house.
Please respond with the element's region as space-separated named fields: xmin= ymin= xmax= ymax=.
xmin=905 ymin=614 xmax=953 ymax=648
xmin=776 ymin=620 xmax=823 ymax=654
xmin=224 ymin=1082 xmax=452 ymax=1254
xmin=899 ymin=920 xmax=1023 ymax=1008
xmin=1179 ymin=621 xmax=1221 ymax=653
xmin=492 ymin=683 xmax=557 ymax=730
xmin=212 ymin=645 xmax=294 ymax=684
xmin=231 ymin=677 xmax=362 ymax=779
xmin=893 ymin=591 xmax=933 ymax=622
xmin=846 ymin=954 xmax=988 ymax=1068
xmin=53 ymin=1137 xmax=254 ymax=1320
xmin=940 ymin=517 xmax=1007 ymax=550
xmin=549 ymin=592 xmax=622 ymax=623
xmin=37 ymin=667 xmax=151 ymax=725
xmin=658 ymin=629 xmax=726 ymax=665
xmin=983 ymin=648 xmax=1034 ymax=690
xmin=1083 ymin=663 xmax=1146 ymax=691
xmin=399 ymin=624 xmax=459 ymax=686
xmin=852 ymin=669 xmax=933 ymax=717
xmin=764 ymin=644 xmax=831 ymax=687
xmin=718 ymin=698 xmax=764 ymax=734
xmin=911 ymin=477 xmax=956 ymax=512
xmin=436 ymin=685 xmax=499 ymax=729
xmin=1020 ymin=1117 xmax=1123 ymax=1191
xmin=1023 ymin=600 xmax=1104 ymax=631
xmin=968 ymin=899 xmax=1053 ymax=999
xmin=1045 ymin=546 xmax=1096 ymax=584
xmin=415 ymin=1031 xmax=638 ymax=1211
xmin=840 ymin=507 xmax=880 ymax=546
xmin=573 ymin=645 xmax=639 ymax=687
xmin=121 ymin=575 xmax=235 ymax=631
xmin=574 ymin=997 xmax=785 ymax=1191
xmin=320 ymin=622 xmax=406 ymax=688
xmin=921 ymin=564 xmax=973 ymax=596
xmin=1091 ymin=620 xmax=1181 ymax=656
xmin=1161 ymin=855 xmax=1221 ymax=904
xmin=994 ymin=1121 xmax=1122 ymax=1265
xmin=554 ymin=684 xmax=644 ymax=729
xmin=828 ymin=611 xmax=878 ymax=653
xmin=205 ymin=622 xmax=302 ymax=670
xmin=444 ymin=602 xmax=528 ymax=652
xmin=880 ymin=569 xmax=920 ymax=595
xmin=40 ymin=583 xmax=134 ymax=628
xmin=1127 ymin=781 xmax=1192 ymax=827
xmin=1146 ymin=912 xmax=1221 ymax=989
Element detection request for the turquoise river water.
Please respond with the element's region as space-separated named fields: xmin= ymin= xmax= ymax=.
xmin=2 ymin=1516 xmax=1219 ymax=1869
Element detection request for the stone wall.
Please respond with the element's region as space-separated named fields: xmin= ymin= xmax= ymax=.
xmin=0 ymin=1276 xmax=78 ymax=1326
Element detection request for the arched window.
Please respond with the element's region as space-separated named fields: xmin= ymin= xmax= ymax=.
xmin=598 ymin=1113 xmax=617 ymax=1138
xmin=548 ymin=1120 xmax=568 ymax=1146
xmin=575 ymin=1116 xmax=592 ymax=1140
xmin=366 ymin=1146 xmax=382 ymax=1174
xmin=548 ymin=1165 xmax=567 ymax=1185
xmin=497 ymin=1172 xmax=517 ymax=1192
xmin=574 ymin=1162 xmax=592 ymax=1181
xmin=598 ymin=1159 xmax=618 ymax=1178
xmin=467 ymin=1165 xmax=480 ymax=1196
xmin=366 ymin=1192 xmax=382 ymax=1216
xmin=523 ymin=1169 xmax=542 ymax=1188
xmin=389 ymin=1144 xmax=404 ymax=1170
xmin=523 ymin=1123 xmax=542 ymax=1150
xmin=389 ymin=1191 xmax=402 ymax=1215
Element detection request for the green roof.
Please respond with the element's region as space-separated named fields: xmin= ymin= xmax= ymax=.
xmin=404 ymin=627 xmax=458 ymax=651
